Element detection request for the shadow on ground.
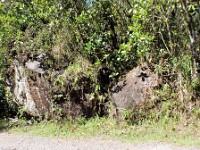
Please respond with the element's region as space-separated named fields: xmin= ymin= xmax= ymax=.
xmin=0 ymin=120 xmax=9 ymax=133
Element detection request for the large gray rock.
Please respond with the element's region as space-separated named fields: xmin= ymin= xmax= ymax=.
xmin=111 ymin=63 xmax=160 ymax=110
xmin=13 ymin=59 xmax=50 ymax=116
xmin=9 ymin=57 xmax=100 ymax=117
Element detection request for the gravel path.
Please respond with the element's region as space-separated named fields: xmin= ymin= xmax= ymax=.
xmin=0 ymin=133 xmax=199 ymax=150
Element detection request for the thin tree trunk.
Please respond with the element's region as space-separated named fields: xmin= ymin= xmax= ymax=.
xmin=177 ymin=69 xmax=184 ymax=102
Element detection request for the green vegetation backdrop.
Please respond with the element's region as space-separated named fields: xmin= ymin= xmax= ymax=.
xmin=0 ymin=0 xmax=199 ymax=121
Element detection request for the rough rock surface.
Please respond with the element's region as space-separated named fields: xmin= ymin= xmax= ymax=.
xmin=8 ymin=54 xmax=100 ymax=117
xmin=13 ymin=59 xmax=50 ymax=116
xmin=111 ymin=63 xmax=159 ymax=110
xmin=8 ymin=54 xmax=159 ymax=117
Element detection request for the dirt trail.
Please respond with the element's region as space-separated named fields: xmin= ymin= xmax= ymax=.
xmin=0 ymin=133 xmax=199 ymax=150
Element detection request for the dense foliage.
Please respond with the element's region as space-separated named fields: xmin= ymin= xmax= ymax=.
xmin=0 ymin=0 xmax=199 ymax=120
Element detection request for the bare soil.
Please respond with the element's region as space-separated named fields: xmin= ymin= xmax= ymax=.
xmin=0 ymin=133 xmax=199 ymax=150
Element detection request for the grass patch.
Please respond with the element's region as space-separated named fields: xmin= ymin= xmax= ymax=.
xmin=8 ymin=117 xmax=200 ymax=147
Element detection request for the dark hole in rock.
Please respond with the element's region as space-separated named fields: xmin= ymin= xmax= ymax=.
xmin=142 ymin=76 xmax=145 ymax=81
